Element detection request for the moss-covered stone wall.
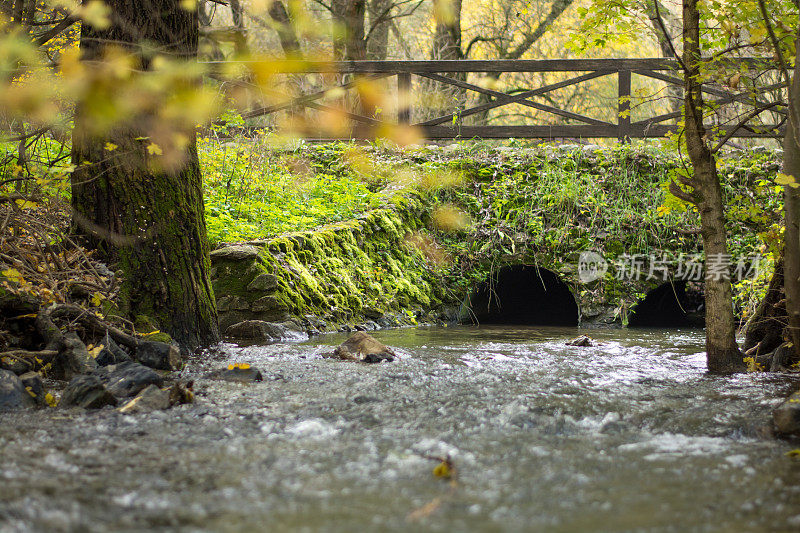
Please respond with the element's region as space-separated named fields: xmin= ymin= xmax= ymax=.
xmin=210 ymin=192 xmax=453 ymax=336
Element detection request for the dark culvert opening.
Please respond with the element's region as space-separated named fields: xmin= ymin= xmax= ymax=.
xmin=464 ymin=265 xmax=579 ymax=326
xmin=627 ymin=281 xmax=705 ymax=328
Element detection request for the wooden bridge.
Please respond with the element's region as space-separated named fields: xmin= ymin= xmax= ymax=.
xmin=210 ymin=58 xmax=785 ymax=142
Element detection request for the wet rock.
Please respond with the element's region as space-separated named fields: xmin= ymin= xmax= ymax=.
xmin=773 ymin=390 xmax=800 ymax=436
xmin=136 ymin=341 xmax=181 ymax=371
xmin=247 ymin=273 xmax=278 ymax=291
xmin=566 ymin=335 xmax=594 ymax=347
xmin=59 ymin=375 xmax=118 ymax=409
xmin=226 ymin=320 xmax=287 ymax=340
xmin=205 ymin=365 xmax=263 ymax=383
xmin=330 ymin=332 xmax=396 ymax=363
xmin=118 ymin=385 xmax=171 ymax=414
xmin=168 ymin=382 xmax=194 ymax=405
xmin=0 ymin=369 xmax=37 ymax=410
xmin=217 ymin=295 xmax=251 ymax=312
xmin=19 ymin=372 xmax=45 ymax=406
xmin=251 ymin=296 xmax=289 ymax=317
xmin=52 ymin=332 xmax=98 ymax=380
xmin=363 ymin=307 xmax=385 ymax=320
xmin=93 ymin=361 xmax=163 ymax=398
xmin=210 ymin=245 xmax=260 ymax=261
xmin=95 ymin=332 xmax=133 ymax=367
xmin=225 ymin=320 xmax=307 ymax=342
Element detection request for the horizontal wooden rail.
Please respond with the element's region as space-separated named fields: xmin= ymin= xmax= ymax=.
xmin=206 ymin=58 xmax=785 ymax=141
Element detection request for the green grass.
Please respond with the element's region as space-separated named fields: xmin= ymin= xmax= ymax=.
xmin=198 ymin=137 xmax=386 ymax=244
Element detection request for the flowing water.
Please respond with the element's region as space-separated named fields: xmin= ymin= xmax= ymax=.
xmin=1 ymin=326 xmax=799 ymax=532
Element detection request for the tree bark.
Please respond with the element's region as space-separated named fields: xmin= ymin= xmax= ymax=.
xmin=229 ymin=0 xmax=248 ymax=55
xmin=70 ymin=0 xmax=219 ymax=351
xmin=682 ymin=0 xmax=743 ymax=373
xmin=645 ymin=0 xmax=682 ymax=119
xmin=366 ymin=0 xmax=391 ymax=60
xmin=269 ymin=1 xmax=303 ymax=58
xmin=332 ymin=0 xmax=366 ymax=60
xmin=423 ymin=0 xmax=465 ymax=120
xmin=783 ymin=32 xmax=800 ymax=359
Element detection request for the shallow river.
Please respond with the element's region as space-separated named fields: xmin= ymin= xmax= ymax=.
xmin=1 ymin=326 xmax=800 ymax=532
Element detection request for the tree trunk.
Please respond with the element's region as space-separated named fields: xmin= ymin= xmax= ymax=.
xmin=783 ymin=32 xmax=800 ymax=359
xmin=682 ymin=0 xmax=743 ymax=373
xmin=70 ymin=0 xmax=219 ymax=351
xmin=269 ymin=1 xmax=303 ymax=58
xmin=332 ymin=0 xmax=366 ymax=61
xmin=366 ymin=0 xmax=391 ymax=60
xmin=229 ymin=0 xmax=248 ymax=55
xmin=423 ymin=0 xmax=465 ymax=121
xmin=645 ymin=0 xmax=682 ymax=120
xmin=743 ymin=255 xmax=787 ymax=356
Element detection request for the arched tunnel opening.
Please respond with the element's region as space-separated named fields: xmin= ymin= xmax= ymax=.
xmin=628 ymin=281 xmax=705 ymax=328
xmin=463 ymin=265 xmax=579 ymax=326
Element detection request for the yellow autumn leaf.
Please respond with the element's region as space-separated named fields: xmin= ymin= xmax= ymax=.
xmin=25 ymin=386 xmax=37 ymax=398
xmin=656 ymin=204 xmax=671 ymax=216
xmin=147 ymin=143 xmax=163 ymax=156
xmin=2 ymin=268 xmax=24 ymax=284
xmin=14 ymin=199 xmax=37 ymax=209
xmin=180 ymin=0 xmax=197 ymax=10
xmin=227 ymin=363 xmax=251 ymax=370
xmin=432 ymin=461 xmax=451 ymax=479
xmin=776 ymin=173 xmax=800 ymax=188
xmin=142 ymin=330 xmax=162 ymax=337
xmin=104 ymin=142 xmax=118 ymax=151
xmin=90 ymin=292 xmax=104 ymax=307
xmin=88 ymin=344 xmax=104 ymax=358
xmin=45 ymin=392 xmax=58 ymax=407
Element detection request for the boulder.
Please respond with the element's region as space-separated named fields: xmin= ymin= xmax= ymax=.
xmin=773 ymin=390 xmax=800 ymax=436
xmin=225 ymin=320 xmax=292 ymax=341
xmin=95 ymin=332 xmax=133 ymax=367
xmin=210 ymin=245 xmax=260 ymax=261
xmin=0 ymin=369 xmax=37 ymax=410
xmin=92 ymin=361 xmax=163 ymax=398
xmin=59 ymin=375 xmax=118 ymax=409
xmin=330 ymin=332 xmax=396 ymax=363
xmin=217 ymin=295 xmax=251 ymax=312
xmin=136 ymin=341 xmax=181 ymax=371
xmin=247 ymin=274 xmax=278 ymax=292
xmin=19 ymin=371 xmax=45 ymax=406
xmin=566 ymin=335 xmax=594 ymax=347
xmin=118 ymin=384 xmax=171 ymax=414
xmin=205 ymin=364 xmax=263 ymax=383
xmin=51 ymin=332 xmax=98 ymax=380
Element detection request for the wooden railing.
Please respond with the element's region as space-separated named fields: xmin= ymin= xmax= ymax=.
xmin=208 ymin=58 xmax=785 ymax=141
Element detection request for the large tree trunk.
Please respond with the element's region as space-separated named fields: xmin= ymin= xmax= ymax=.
xmin=269 ymin=1 xmax=303 ymax=58
xmin=70 ymin=0 xmax=219 ymax=351
xmin=366 ymin=0 xmax=391 ymax=60
xmin=332 ymin=0 xmax=366 ymax=61
xmin=682 ymin=0 xmax=743 ymax=373
xmin=783 ymin=32 xmax=800 ymax=359
xmin=229 ymin=0 xmax=248 ymax=55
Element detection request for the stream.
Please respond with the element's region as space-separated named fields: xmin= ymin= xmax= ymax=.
xmin=1 ymin=326 xmax=799 ymax=532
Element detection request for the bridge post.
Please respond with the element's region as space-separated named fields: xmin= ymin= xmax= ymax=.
xmin=398 ymin=72 xmax=411 ymax=124
xmin=618 ymin=69 xmax=631 ymax=142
